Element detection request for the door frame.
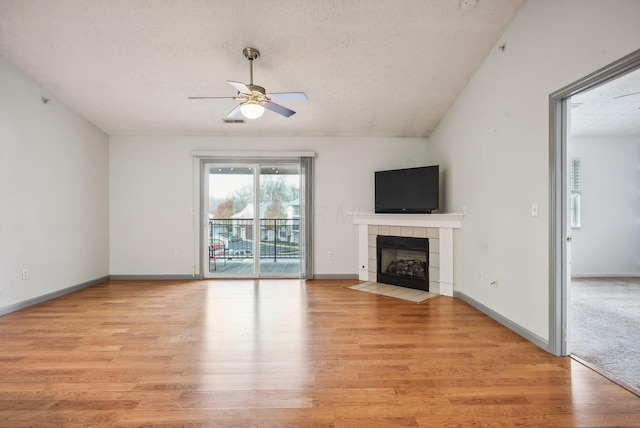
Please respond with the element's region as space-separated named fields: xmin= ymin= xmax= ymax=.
xmin=548 ymin=49 xmax=640 ymax=356
xmin=192 ymin=151 xmax=315 ymax=280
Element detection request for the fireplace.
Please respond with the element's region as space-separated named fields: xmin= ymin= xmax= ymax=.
xmin=377 ymin=235 xmax=429 ymax=291
xmin=350 ymin=212 xmax=463 ymax=296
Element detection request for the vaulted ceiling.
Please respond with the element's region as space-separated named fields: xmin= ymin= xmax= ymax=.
xmin=0 ymin=0 xmax=528 ymax=137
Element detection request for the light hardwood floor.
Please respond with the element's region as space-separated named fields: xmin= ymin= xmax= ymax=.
xmin=1 ymin=279 xmax=640 ymax=427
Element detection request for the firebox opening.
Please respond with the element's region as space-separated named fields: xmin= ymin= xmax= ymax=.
xmin=377 ymin=235 xmax=429 ymax=291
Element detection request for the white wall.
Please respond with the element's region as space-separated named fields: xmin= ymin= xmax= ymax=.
xmin=427 ymin=0 xmax=640 ymax=341
xmin=0 ymin=57 xmax=109 ymax=312
xmin=109 ymin=136 xmax=429 ymax=276
xmin=569 ymin=136 xmax=640 ymax=276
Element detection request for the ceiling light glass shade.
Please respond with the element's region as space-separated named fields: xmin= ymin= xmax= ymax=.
xmin=240 ymin=101 xmax=265 ymax=119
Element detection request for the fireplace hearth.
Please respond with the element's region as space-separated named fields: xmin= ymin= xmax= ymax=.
xmin=377 ymin=235 xmax=429 ymax=291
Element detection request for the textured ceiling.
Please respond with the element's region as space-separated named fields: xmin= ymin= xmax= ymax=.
xmin=571 ymin=67 xmax=640 ymax=138
xmin=0 ymin=0 xmax=530 ymax=137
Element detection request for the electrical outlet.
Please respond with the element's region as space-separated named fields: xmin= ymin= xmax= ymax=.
xmin=327 ymin=251 xmax=333 ymax=260
xmin=172 ymin=251 xmax=180 ymax=260
xmin=22 ymin=269 xmax=29 ymax=280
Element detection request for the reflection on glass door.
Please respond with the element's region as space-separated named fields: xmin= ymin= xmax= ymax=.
xmin=206 ymin=164 xmax=257 ymax=276
xmin=258 ymin=164 xmax=301 ymax=277
xmin=204 ymin=162 xmax=302 ymax=278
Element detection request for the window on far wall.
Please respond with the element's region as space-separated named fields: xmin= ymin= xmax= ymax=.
xmin=570 ymin=159 xmax=581 ymax=228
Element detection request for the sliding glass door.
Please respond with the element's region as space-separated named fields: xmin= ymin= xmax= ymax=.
xmin=203 ymin=159 xmax=310 ymax=278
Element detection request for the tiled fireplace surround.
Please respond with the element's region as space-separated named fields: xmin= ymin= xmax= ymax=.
xmin=349 ymin=213 xmax=464 ymax=297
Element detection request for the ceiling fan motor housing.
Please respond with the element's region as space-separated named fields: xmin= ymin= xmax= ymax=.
xmin=247 ymin=84 xmax=266 ymax=95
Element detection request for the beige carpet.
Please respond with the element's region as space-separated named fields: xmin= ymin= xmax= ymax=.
xmin=348 ymin=282 xmax=438 ymax=303
xmin=571 ymin=277 xmax=640 ymax=392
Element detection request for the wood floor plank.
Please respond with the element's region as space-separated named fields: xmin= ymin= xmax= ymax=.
xmin=1 ymin=279 xmax=640 ymax=427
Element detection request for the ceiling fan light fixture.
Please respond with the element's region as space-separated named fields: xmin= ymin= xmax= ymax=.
xmin=240 ymin=101 xmax=264 ymax=119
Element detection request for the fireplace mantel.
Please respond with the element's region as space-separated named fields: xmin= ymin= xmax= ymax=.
xmin=348 ymin=212 xmax=463 ymax=228
xmin=348 ymin=212 xmax=463 ymax=297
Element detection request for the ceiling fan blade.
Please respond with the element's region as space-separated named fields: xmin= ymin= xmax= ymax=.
xmin=267 ymin=92 xmax=308 ymax=101
xmin=188 ymin=96 xmax=238 ymax=99
xmin=225 ymin=104 xmax=243 ymax=119
xmin=263 ymin=101 xmax=296 ymax=117
xmin=228 ymin=81 xmax=252 ymax=95
xmin=613 ymin=90 xmax=640 ymax=99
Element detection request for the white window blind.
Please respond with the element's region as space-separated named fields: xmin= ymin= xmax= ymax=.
xmin=570 ymin=159 xmax=581 ymax=192
xmin=570 ymin=159 xmax=581 ymax=228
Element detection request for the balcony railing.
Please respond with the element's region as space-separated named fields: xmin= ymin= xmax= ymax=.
xmin=209 ymin=218 xmax=300 ymax=261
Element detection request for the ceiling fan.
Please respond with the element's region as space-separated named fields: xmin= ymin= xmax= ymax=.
xmin=189 ymin=47 xmax=308 ymax=120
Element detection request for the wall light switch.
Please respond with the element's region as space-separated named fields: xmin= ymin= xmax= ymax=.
xmin=531 ymin=203 xmax=539 ymax=217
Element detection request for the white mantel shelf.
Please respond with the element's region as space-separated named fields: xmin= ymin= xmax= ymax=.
xmin=348 ymin=212 xmax=464 ymax=297
xmin=348 ymin=212 xmax=464 ymax=228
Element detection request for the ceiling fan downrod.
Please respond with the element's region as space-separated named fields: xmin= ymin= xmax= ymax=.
xmin=243 ymin=47 xmax=260 ymax=86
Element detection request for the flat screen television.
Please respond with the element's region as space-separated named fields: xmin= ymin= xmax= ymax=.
xmin=375 ymin=165 xmax=439 ymax=214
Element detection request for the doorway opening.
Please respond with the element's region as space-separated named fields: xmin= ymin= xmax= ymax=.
xmin=565 ymin=65 xmax=640 ymax=392
xmin=549 ymin=50 xmax=640 ymax=375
